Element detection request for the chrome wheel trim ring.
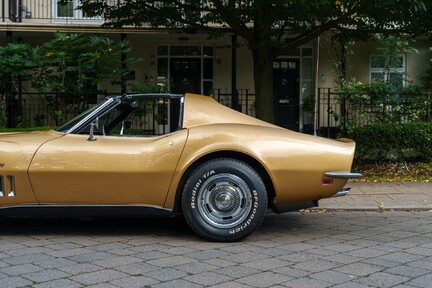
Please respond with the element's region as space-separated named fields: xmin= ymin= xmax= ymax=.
xmin=197 ymin=173 xmax=253 ymax=229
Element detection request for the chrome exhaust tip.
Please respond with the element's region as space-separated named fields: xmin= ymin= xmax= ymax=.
xmin=333 ymin=187 xmax=351 ymax=198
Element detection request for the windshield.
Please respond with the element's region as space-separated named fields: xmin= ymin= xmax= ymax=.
xmin=56 ymin=98 xmax=113 ymax=133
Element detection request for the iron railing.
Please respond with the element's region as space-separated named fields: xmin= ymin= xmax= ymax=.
xmin=4 ymin=92 xmax=179 ymax=135
xmin=212 ymin=89 xmax=256 ymax=117
xmin=4 ymin=92 xmax=114 ymax=128
xmin=3 ymin=89 xmax=431 ymax=138
xmin=317 ymin=88 xmax=432 ymax=137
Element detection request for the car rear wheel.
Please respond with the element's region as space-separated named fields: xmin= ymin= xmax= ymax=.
xmin=182 ymin=158 xmax=267 ymax=241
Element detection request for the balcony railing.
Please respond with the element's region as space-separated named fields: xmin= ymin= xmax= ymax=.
xmin=2 ymin=0 xmax=105 ymax=24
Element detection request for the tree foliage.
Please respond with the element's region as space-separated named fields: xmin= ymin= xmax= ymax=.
xmin=0 ymin=33 xmax=141 ymax=127
xmin=32 ymin=33 xmax=140 ymax=123
xmin=37 ymin=33 xmax=135 ymax=91
xmin=0 ymin=43 xmax=37 ymax=127
xmin=80 ymin=0 xmax=431 ymax=123
xmin=334 ymin=35 xmax=429 ymax=129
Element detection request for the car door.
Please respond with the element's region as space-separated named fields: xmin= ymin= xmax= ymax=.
xmin=28 ymin=130 xmax=188 ymax=206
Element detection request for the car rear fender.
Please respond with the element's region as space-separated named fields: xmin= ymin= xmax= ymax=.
xmin=163 ymin=124 xmax=276 ymax=210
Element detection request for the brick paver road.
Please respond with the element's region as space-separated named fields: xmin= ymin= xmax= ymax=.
xmin=0 ymin=211 xmax=431 ymax=288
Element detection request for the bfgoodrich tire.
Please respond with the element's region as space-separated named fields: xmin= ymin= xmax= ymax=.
xmin=182 ymin=158 xmax=268 ymax=241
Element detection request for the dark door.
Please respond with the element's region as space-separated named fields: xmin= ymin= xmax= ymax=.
xmin=273 ymin=59 xmax=300 ymax=131
xmin=170 ymin=58 xmax=201 ymax=94
xmin=170 ymin=58 xmax=201 ymax=130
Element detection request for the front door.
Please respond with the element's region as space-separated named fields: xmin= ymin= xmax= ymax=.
xmin=273 ymin=59 xmax=300 ymax=131
xmin=28 ymin=131 xmax=188 ymax=206
xmin=170 ymin=58 xmax=201 ymax=94
xmin=169 ymin=58 xmax=201 ymax=131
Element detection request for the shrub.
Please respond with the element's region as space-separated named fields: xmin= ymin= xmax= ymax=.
xmin=347 ymin=122 xmax=432 ymax=162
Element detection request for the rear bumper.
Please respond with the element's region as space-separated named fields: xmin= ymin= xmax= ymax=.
xmin=324 ymin=171 xmax=362 ymax=198
xmin=324 ymin=171 xmax=362 ymax=179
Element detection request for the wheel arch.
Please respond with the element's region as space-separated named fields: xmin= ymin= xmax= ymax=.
xmin=173 ymin=150 xmax=276 ymax=214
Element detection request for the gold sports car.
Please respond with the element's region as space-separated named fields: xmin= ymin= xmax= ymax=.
xmin=0 ymin=93 xmax=361 ymax=241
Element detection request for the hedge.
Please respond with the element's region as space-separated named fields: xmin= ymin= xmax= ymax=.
xmin=347 ymin=122 xmax=432 ymax=162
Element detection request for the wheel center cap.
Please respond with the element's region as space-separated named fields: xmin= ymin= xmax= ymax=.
xmin=216 ymin=192 xmax=234 ymax=209
xmin=213 ymin=185 xmax=238 ymax=210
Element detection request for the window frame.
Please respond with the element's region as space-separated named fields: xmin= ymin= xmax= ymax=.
xmin=369 ymin=54 xmax=407 ymax=88
xmin=52 ymin=0 xmax=103 ymax=23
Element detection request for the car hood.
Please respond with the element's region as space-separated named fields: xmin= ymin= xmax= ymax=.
xmin=0 ymin=130 xmax=64 ymax=147
xmin=0 ymin=131 xmax=65 ymax=168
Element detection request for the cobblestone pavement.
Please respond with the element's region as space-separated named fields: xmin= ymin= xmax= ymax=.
xmin=0 ymin=211 xmax=431 ymax=288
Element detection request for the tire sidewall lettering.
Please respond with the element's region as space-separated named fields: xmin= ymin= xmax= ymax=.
xmin=229 ymin=189 xmax=258 ymax=235
xmin=182 ymin=159 xmax=267 ymax=241
xmin=190 ymin=170 xmax=215 ymax=209
xmin=190 ymin=169 xmax=259 ymax=234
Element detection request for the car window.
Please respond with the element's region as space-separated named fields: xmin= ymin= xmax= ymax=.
xmin=80 ymin=97 xmax=182 ymax=137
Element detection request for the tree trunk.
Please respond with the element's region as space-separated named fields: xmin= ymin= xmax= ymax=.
xmin=252 ymin=48 xmax=275 ymax=123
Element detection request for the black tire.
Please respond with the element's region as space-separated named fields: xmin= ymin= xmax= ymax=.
xmin=182 ymin=158 xmax=268 ymax=241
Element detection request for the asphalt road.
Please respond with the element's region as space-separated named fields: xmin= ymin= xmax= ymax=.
xmin=0 ymin=211 xmax=431 ymax=288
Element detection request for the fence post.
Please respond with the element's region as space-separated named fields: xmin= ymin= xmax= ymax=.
xmin=245 ymin=89 xmax=249 ymax=115
xmin=340 ymin=91 xmax=346 ymax=134
xmin=317 ymin=88 xmax=321 ymax=136
xmin=213 ymin=89 xmax=220 ymax=102
xmin=327 ymin=88 xmax=331 ymax=138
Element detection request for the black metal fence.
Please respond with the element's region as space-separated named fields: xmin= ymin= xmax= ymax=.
xmin=3 ymin=90 xmax=255 ymax=128
xmin=3 ymin=92 xmax=116 ymax=128
xmin=3 ymin=89 xmax=431 ymax=138
xmin=317 ymin=88 xmax=432 ymax=137
xmin=212 ymin=89 xmax=256 ymax=117
xmin=3 ymin=93 xmax=181 ymax=136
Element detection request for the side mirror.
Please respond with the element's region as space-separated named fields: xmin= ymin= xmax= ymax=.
xmin=87 ymin=122 xmax=97 ymax=141
xmin=87 ymin=117 xmax=100 ymax=141
xmin=120 ymin=120 xmax=132 ymax=135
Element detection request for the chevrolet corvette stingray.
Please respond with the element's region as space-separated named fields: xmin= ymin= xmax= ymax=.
xmin=0 ymin=93 xmax=361 ymax=241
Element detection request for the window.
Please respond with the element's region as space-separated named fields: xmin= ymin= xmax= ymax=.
xmin=370 ymin=54 xmax=406 ymax=90
xmin=157 ymin=45 xmax=214 ymax=95
xmin=53 ymin=0 xmax=101 ymax=21
xmin=56 ymin=0 xmax=73 ymax=17
xmin=78 ymin=97 xmax=181 ymax=137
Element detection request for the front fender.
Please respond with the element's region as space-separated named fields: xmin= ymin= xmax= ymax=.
xmin=0 ymin=131 xmax=64 ymax=205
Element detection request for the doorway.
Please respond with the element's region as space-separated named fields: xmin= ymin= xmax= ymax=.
xmin=170 ymin=58 xmax=201 ymax=94
xmin=273 ymin=59 xmax=300 ymax=131
xmin=168 ymin=58 xmax=201 ymax=131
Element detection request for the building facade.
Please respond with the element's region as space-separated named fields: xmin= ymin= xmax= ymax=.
xmin=1 ymin=1 xmax=431 ymax=131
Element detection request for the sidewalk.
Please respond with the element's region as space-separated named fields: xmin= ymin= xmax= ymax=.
xmin=317 ymin=181 xmax=432 ymax=210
